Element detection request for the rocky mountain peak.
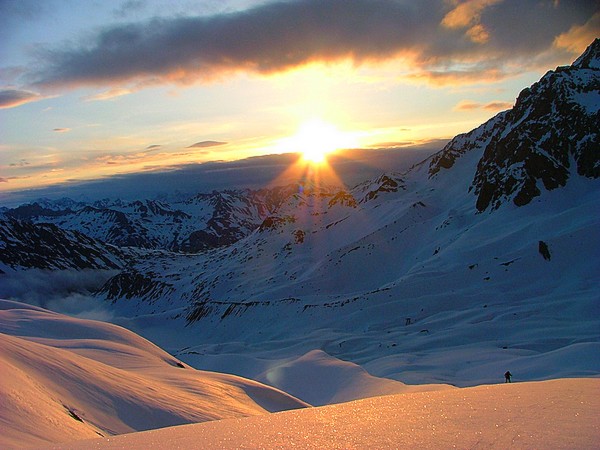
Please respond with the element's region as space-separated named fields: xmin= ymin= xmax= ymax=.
xmin=427 ymin=39 xmax=599 ymax=212
xmin=572 ymin=38 xmax=600 ymax=69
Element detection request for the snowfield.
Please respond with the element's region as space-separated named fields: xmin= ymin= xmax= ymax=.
xmin=2 ymin=300 xmax=598 ymax=449
xmin=50 ymin=378 xmax=600 ymax=450
xmin=0 ymin=300 xmax=307 ymax=449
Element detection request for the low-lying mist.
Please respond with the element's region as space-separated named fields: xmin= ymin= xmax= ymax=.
xmin=0 ymin=269 xmax=119 ymax=321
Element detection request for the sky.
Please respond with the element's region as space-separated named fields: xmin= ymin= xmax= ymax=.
xmin=0 ymin=0 xmax=597 ymax=195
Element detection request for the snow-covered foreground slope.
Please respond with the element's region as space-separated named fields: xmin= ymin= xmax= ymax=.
xmin=0 ymin=300 xmax=308 ymax=449
xmin=255 ymin=349 xmax=454 ymax=406
xmin=53 ymin=378 xmax=600 ymax=450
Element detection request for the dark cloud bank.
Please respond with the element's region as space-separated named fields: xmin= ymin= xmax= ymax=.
xmin=1 ymin=141 xmax=445 ymax=206
xmin=30 ymin=0 xmax=597 ymax=89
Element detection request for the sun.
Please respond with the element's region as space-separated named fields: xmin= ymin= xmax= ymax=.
xmin=285 ymin=118 xmax=358 ymax=164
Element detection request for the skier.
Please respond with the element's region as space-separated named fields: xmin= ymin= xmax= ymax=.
xmin=504 ymin=370 xmax=512 ymax=383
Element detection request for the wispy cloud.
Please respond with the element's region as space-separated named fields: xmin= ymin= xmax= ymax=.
xmin=187 ymin=141 xmax=228 ymax=148
xmin=482 ymin=101 xmax=513 ymax=111
xmin=454 ymin=99 xmax=513 ymax=111
xmin=83 ymin=87 xmax=133 ymax=101
xmin=53 ymin=127 xmax=71 ymax=133
xmin=9 ymin=159 xmax=31 ymax=167
xmin=0 ymin=89 xmax=42 ymax=109
xmin=27 ymin=0 xmax=597 ymax=91
xmin=405 ymin=67 xmax=508 ymax=86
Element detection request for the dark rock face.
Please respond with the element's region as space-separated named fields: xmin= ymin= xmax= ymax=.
xmin=328 ymin=191 xmax=358 ymax=208
xmin=258 ymin=215 xmax=296 ymax=232
xmin=355 ymin=174 xmax=405 ymax=203
xmin=0 ymin=219 xmax=125 ymax=271
xmin=100 ymin=270 xmax=173 ymax=302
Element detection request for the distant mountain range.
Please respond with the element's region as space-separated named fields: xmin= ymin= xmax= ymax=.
xmin=1 ymin=39 xmax=598 ymax=388
xmin=1 ymin=187 xmax=302 ymax=252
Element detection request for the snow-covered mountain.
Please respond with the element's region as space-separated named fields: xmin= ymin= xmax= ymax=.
xmin=1 ymin=185 xmax=323 ymax=252
xmin=0 ymin=218 xmax=126 ymax=272
xmin=1 ymin=40 xmax=599 ymax=393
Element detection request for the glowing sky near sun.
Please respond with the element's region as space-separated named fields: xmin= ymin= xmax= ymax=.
xmin=0 ymin=0 xmax=597 ymax=193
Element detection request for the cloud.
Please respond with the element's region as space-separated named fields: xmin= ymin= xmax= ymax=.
xmin=465 ymin=24 xmax=491 ymax=44
xmin=0 ymin=89 xmax=42 ymax=109
xmin=442 ymin=0 xmax=501 ymax=28
xmin=368 ymin=141 xmax=415 ymax=148
xmin=146 ymin=144 xmax=162 ymax=150
xmin=53 ymin=127 xmax=71 ymax=133
xmin=441 ymin=0 xmax=502 ymax=43
xmin=95 ymin=151 xmax=152 ymax=165
xmin=3 ymin=142 xmax=445 ymax=207
xmin=405 ymin=67 xmax=507 ymax=86
xmin=0 ymin=268 xmax=118 ymax=321
xmin=483 ymin=101 xmax=513 ymax=111
xmin=553 ymin=12 xmax=600 ymax=54
xmin=112 ymin=0 xmax=147 ymax=18
xmin=28 ymin=0 xmax=598 ymax=90
xmin=454 ymin=100 xmax=482 ymax=111
xmin=84 ymin=87 xmax=133 ymax=101
xmin=187 ymin=140 xmax=228 ymax=148
xmin=454 ymin=99 xmax=513 ymax=111
xmin=9 ymin=159 xmax=30 ymax=167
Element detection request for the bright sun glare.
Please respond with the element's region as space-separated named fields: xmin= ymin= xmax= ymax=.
xmin=286 ymin=119 xmax=358 ymax=164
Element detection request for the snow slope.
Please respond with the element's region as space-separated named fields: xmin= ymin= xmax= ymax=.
xmin=256 ymin=349 xmax=454 ymax=406
xmin=52 ymin=378 xmax=600 ymax=450
xmin=0 ymin=300 xmax=308 ymax=449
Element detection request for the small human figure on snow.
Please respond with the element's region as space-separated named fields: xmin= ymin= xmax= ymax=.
xmin=504 ymin=371 xmax=512 ymax=383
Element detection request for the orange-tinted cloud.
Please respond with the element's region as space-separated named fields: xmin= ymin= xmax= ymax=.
xmin=483 ymin=101 xmax=513 ymax=111
xmin=53 ymin=128 xmax=71 ymax=133
xmin=406 ymin=67 xmax=507 ymax=86
xmin=466 ymin=24 xmax=491 ymax=44
xmin=454 ymin=99 xmax=513 ymax=111
xmin=84 ymin=87 xmax=133 ymax=101
xmin=28 ymin=0 xmax=597 ymax=90
xmin=441 ymin=0 xmax=503 ymax=44
xmin=554 ymin=12 xmax=600 ymax=54
xmin=454 ymin=100 xmax=482 ymax=111
xmin=442 ymin=0 xmax=503 ymax=29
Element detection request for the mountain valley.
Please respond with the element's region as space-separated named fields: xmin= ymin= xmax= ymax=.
xmin=1 ymin=39 xmax=599 ymax=402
